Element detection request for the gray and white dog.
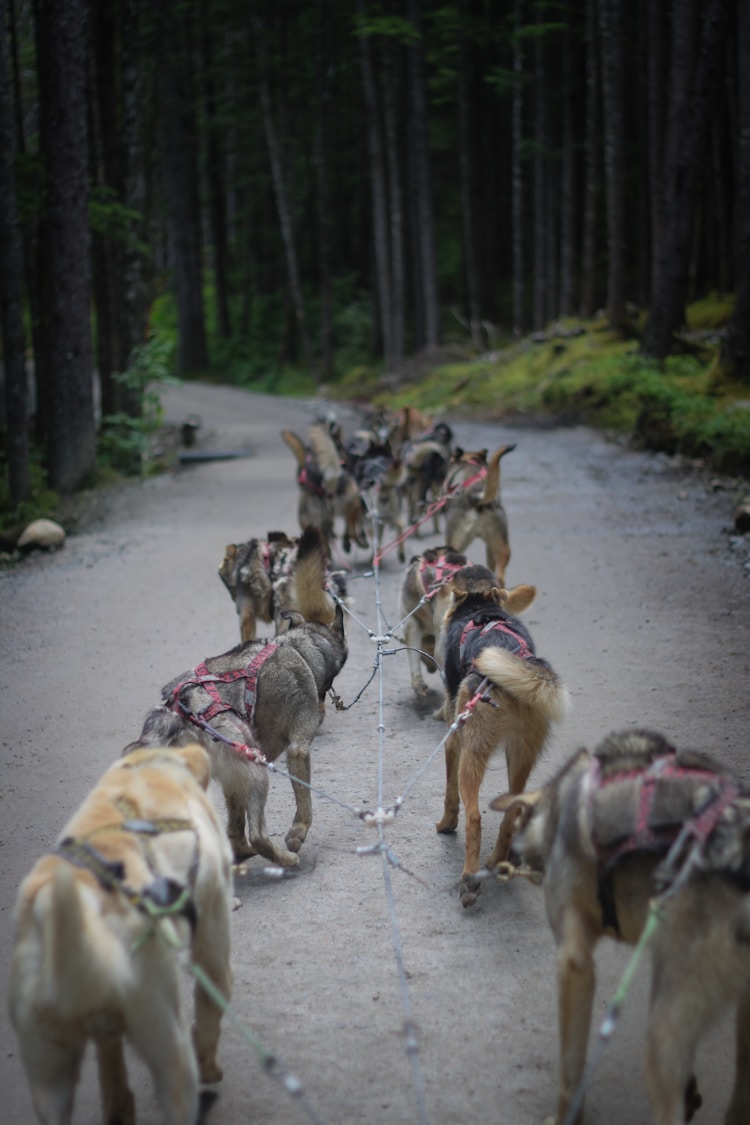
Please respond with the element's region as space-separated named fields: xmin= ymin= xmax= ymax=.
xmin=125 ymin=606 xmax=348 ymax=867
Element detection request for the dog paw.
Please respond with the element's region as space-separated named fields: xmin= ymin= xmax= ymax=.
xmin=459 ymin=875 xmax=481 ymax=908
xmin=199 ymin=1058 xmax=223 ymax=1084
xmin=285 ymin=827 xmax=308 ymax=853
xmin=412 ymin=679 xmax=429 ymax=700
xmin=436 ymin=815 xmax=458 ymax=834
xmin=230 ymin=836 xmax=256 ymax=863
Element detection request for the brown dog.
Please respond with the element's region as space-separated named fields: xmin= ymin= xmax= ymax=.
xmin=435 ymin=565 xmax=569 ymax=906
xmin=491 ymin=728 xmax=750 ymax=1125
xmin=282 ymin=424 xmax=368 ymax=553
xmin=443 ymin=444 xmax=515 ymax=583
xmin=397 ymin=546 xmax=471 ymax=700
xmin=219 ymin=525 xmax=338 ymax=641
xmin=8 ymin=743 xmax=233 ymax=1125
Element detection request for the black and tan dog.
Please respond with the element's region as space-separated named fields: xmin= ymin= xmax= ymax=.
xmin=402 ymin=421 xmax=453 ymax=537
xmin=219 ymin=525 xmax=338 ymax=642
xmin=443 ymin=444 xmax=515 ymax=583
xmin=397 ymin=545 xmax=471 ymax=701
xmin=491 ymin=729 xmax=750 ymax=1125
xmin=435 ymin=565 xmax=568 ymax=906
xmin=9 ymin=743 xmax=233 ymax=1125
xmin=126 ymin=606 xmax=347 ymax=867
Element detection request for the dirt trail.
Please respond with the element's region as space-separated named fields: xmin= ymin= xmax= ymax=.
xmin=2 ymin=382 xmax=750 ymax=1125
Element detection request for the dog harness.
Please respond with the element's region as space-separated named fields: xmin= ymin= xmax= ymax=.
xmin=163 ymin=643 xmax=278 ymax=762
xmin=54 ymin=795 xmax=199 ymax=931
xmin=297 ymin=456 xmax=325 ymax=496
xmin=589 ymin=751 xmax=740 ymax=935
xmin=418 ymin=553 xmax=466 ymax=599
xmin=459 ymin=617 xmax=533 ymax=673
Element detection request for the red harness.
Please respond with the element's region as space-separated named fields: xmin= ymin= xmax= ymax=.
xmin=418 ymin=554 xmax=467 ymax=599
xmin=459 ymin=618 xmax=533 ymax=666
xmin=298 ymin=461 xmax=325 ymax=496
xmin=164 ymin=644 xmax=278 ymax=760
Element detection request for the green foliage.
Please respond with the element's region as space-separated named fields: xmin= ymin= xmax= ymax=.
xmin=0 ymin=450 xmax=59 ymax=534
xmin=89 ymin=185 xmax=146 ymax=251
xmin=98 ymin=336 xmax=181 ymax=475
xmin=685 ymin=292 xmax=735 ymax=331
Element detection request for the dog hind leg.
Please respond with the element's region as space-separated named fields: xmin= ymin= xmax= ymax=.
xmin=96 ymin=1039 xmax=135 ymax=1125
xmin=285 ymin=738 xmax=313 ymax=853
xmin=225 ymin=790 xmax=255 ymax=861
xmin=436 ymin=719 xmax=461 ymax=835
xmin=725 ymin=989 xmax=750 ymax=1125
xmin=191 ymin=889 xmax=233 ymax=1084
xmin=127 ymin=998 xmax=199 ymax=1125
xmin=554 ymin=908 xmax=598 ymax=1125
xmin=20 ymin=1037 xmax=84 ymax=1125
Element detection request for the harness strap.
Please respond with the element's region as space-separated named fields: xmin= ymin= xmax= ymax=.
xmin=298 ymin=461 xmax=325 ymax=496
xmin=459 ymin=618 xmax=533 ymax=670
xmin=419 ymin=555 xmax=466 ymax=599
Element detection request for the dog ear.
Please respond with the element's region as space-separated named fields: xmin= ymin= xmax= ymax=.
xmin=281 ymin=429 xmax=307 ymax=467
xmin=489 ymin=791 xmax=541 ymax=833
xmin=504 ymin=584 xmax=536 ymax=614
xmin=223 ymin=544 xmax=238 ymax=560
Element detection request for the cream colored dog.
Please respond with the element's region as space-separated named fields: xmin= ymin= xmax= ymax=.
xmin=8 ymin=744 xmax=233 ymax=1125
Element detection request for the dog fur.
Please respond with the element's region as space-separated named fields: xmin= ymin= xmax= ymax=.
xmin=435 ymin=565 xmax=569 ymax=906
xmin=353 ymin=446 xmax=408 ymax=564
xmin=218 ymin=525 xmax=338 ymax=641
xmin=397 ymin=546 xmax=470 ymax=700
xmin=443 ymin=444 xmax=515 ymax=583
xmin=281 ymin=425 xmax=368 ymax=553
xmin=126 ymin=607 xmax=347 ymax=867
xmin=402 ymin=422 xmax=453 ymax=537
xmin=491 ymin=729 xmax=750 ymax=1125
xmin=8 ymin=743 xmax=233 ymax=1125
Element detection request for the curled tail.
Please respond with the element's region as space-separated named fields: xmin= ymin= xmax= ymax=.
xmin=472 ymin=647 xmax=569 ymax=723
xmin=479 ymin=444 xmax=516 ymax=506
xmin=292 ymin=526 xmax=336 ymax=625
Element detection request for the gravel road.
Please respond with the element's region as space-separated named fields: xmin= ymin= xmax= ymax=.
xmin=2 ymin=381 xmax=750 ymax=1125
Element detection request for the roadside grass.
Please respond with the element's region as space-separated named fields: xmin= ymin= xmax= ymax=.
xmin=3 ymin=291 xmax=748 ymax=537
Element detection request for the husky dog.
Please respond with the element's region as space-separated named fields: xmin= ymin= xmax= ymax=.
xmin=353 ymin=444 xmax=408 ymax=564
xmin=435 ymin=565 xmax=569 ymax=906
xmin=126 ymin=606 xmax=348 ymax=866
xmin=492 ymin=729 xmax=750 ymax=1125
xmin=443 ymin=444 xmax=515 ymax=583
xmin=397 ymin=546 xmax=471 ymax=700
xmin=402 ymin=421 xmax=454 ymax=537
xmin=282 ymin=424 xmax=368 ymax=553
xmin=219 ymin=525 xmax=338 ymax=641
xmin=8 ymin=743 xmax=233 ymax=1125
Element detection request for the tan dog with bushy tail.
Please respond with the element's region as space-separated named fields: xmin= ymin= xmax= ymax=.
xmin=444 ymin=444 xmax=515 ymax=583
xmin=8 ymin=743 xmax=233 ymax=1125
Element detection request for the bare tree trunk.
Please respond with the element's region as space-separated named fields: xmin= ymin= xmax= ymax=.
xmin=253 ymin=13 xmax=315 ymax=377
xmin=457 ymin=10 xmax=481 ymax=349
xmin=201 ymin=1 xmax=231 ymax=339
xmin=36 ymin=0 xmax=95 ymax=492
xmin=646 ymin=0 xmax=663 ymax=298
xmin=580 ymin=0 xmax=600 ymax=318
xmin=407 ymin=0 xmax=439 ymax=349
xmin=0 ymin=0 xmax=30 ymax=505
xmin=559 ymin=17 xmax=576 ymax=317
xmin=721 ymin=1 xmax=750 ymax=380
xmin=315 ymin=0 xmax=333 ymax=381
xmin=159 ymin=0 xmax=208 ymax=376
xmin=642 ymin=0 xmax=731 ymax=358
xmin=511 ymin=0 xmax=525 ymax=337
xmin=384 ymin=43 xmax=404 ymax=372
xmin=532 ymin=14 xmax=547 ymax=330
xmin=356 ymin=1 xmax=393 ymax=368
xmin=598 ymin=0 xmax=626 ymax=331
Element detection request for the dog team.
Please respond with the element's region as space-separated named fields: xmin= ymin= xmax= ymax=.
xmin=8 ymin=404 xmax=750 ymax=1125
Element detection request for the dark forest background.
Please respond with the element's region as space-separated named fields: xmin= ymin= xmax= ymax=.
xmin=0 ymin=0 xmax=748 ymax=507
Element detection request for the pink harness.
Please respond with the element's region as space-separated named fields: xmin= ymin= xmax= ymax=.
xmin=418 ymin=554 xmax=467 ymax=599
xmin=164 ymin=643 xmax=279 ymax=761
xmin=459 ymin=618 xmax=533 ymax=664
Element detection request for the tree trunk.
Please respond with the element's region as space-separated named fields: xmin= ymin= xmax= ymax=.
xmin=200 ymin=0 xmax=231 ymax=340
xmin=598 ymin=0 xmax=626 ymax=331
xmin=0 ymin=0 xmax=30 ymax=505
xmin=532 ymin=13 xmax=547 ymax=330
xmin=458 ymin=10 xmax=481 ymax=349
xmin=721 ymin=1 xmax=750 ymax=380
xmin=253 ymin=12 xmax=315 ymax=377
xmin=646 ymin=0 xmax=663 ymax=298
xmin=356 ymin=1 xmax=393 ymax=368
xmin=384 ymin=42 xmax=405 ymax=372
xmin=35 ymin=0 xmax=95 ymax=492
xmin=559 ymin=17 xmax=576 ymax=318
xmin=580 ymin=0 xmax=600 ymax=317
xmin=407 ymin=0 xmax=439 ymax=350
xmin=511 ymin=0 xmax=525 ymax=337
xmin=159 ymin=0 xmax=208 ymax=376
xmin=642 ymin=0 xmax=731 ymax=358
xmin=314 ymin=0 xmax=333 ymax=382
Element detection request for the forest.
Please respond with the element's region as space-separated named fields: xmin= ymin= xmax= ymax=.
xmin=0 ymin=0 xmax=748 ymax=509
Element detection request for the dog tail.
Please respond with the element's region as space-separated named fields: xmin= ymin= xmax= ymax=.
xmin=292 ymin=526 xmax=336 ymax=625
xmin=281 ymin=429 xmax=307 ymax=469
xmin=479 ymin=444 xmax=516 ymax=506
xmin=307 ymin=423 xmax=342 ymax=479
xmin=42 ymin=862 xmax=122 ymax=1018
xmin=472 ymin=647 xmax=569 ymax=723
